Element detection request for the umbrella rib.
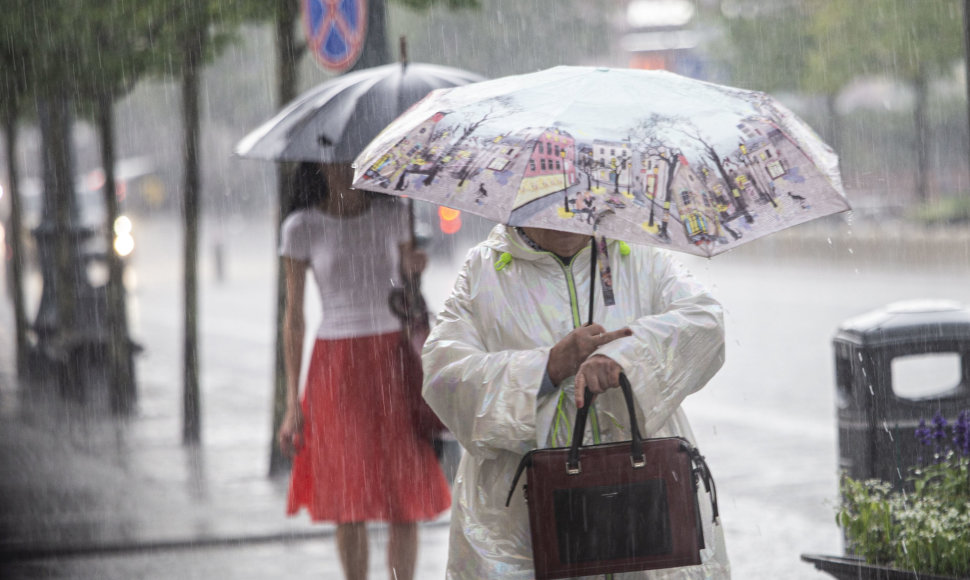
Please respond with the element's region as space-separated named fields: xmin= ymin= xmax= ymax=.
xmin=288 ymin=73 xmax=390 ymax=144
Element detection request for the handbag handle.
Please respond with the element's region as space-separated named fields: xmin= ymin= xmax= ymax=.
xmin=505 ymin=372 xmax=721 ymax=523
xmin=566 ymin=373 xmax=644 ymax=474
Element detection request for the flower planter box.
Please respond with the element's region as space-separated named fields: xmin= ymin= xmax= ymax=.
xmin=801 ymin=554 xmax=967 ymax=580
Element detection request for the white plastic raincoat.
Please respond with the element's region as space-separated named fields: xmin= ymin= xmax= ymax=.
xmin=423 ymin=225 xmax=729 ymax=579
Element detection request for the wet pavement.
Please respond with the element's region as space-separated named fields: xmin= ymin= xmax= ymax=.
xmin=0 ymin=354 xmax=453 ymax=579
xmin=0 ymin=214 xmax=454 ymax=579
xmin=0 ymin=213 xmax=968 ymax=579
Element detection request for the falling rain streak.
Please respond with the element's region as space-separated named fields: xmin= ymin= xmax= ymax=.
xmin=1 ymin=1 xmax=969 ymax=579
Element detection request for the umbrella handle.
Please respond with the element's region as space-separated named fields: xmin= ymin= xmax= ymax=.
xmin=407 ymin=197 xmax=416 ymax=245
xmin=587 ymin=237 xmax=597 ymax=326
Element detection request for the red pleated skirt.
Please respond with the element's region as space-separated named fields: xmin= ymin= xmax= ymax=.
xmin=286 ymin=331 xmax=451 ymax=523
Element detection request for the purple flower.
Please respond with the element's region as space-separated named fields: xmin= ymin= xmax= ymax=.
xmin=915 ymin=418 xmax=934 ymax=447
xmin=931 ymin=411 xmax=949 ymax=447
xmin=953 ymin=410 xmax=970 ymax=457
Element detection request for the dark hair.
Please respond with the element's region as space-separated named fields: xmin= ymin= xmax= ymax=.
xmin=287 ymin=162 xmax=329 ymax=215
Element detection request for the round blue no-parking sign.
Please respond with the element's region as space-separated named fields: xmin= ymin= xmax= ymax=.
xmin=304 ymin=0 xmax=367 ymax=72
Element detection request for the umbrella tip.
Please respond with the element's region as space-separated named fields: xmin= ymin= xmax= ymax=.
xmin=399 ymin=36 xmax=408 ymax=67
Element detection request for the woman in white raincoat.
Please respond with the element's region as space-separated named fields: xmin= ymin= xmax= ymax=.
xmin=423 ymin=224 xmax=730 ymax=579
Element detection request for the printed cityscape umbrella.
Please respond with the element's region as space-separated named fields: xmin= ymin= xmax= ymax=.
xmin=351 ymin=66 xmax=850 ymax=257
xmin=235 ymin=61 xmax=485 ymax=163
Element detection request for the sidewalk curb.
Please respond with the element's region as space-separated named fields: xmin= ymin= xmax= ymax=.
xmin=0 ymin=518 xmax=450 ymax=562
xmin=724 ymin=222 xmax=970 ymax=266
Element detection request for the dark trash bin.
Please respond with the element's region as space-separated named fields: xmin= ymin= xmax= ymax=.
xmin=834 ymin=299 xmax=970 ymax=489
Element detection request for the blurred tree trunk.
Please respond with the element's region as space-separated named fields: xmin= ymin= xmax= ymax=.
xmin=2 ymin=106 xmax=29 ymax=377
xmin=43 ymin=96 xmax=77 ymax=363
xmin=355 ymin=0 xmax=391 ymax=70
xmin=965 ymin=0 xmax=970 ymax=171
xmin=181 ymin=25 xmax=204 ymax=446
xmin=269 ymin=0 xmax=303 ymax=477
xmin=95 ymin=93 xmax=137 ymax=415
xmin=913 ymin=69 xmax=929 ymax=203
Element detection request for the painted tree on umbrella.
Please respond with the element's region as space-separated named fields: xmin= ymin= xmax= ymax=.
xmin=354 ymin=66 xmax=849 ymax=257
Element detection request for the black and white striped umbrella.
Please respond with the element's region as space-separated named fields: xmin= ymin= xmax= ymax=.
xmin=235 ymin=61 xmax=484 ymax=163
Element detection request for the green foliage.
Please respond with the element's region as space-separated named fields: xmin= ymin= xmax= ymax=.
xmin=719 ymin=0 xmax=965 ymax=94
xmin=0 ymin=0 xmax=273 ymax=111
xmin=910 ymin=196 xmax=970 ymax=225
xmin=838 ymin=447 xmax=970 ymax=576
xmin=837 ymin=478 xmax=899 ymax=564
xmin=0 ymin=2 xmax=30 ymax=116
xmin=713 ymin=0 xmax=818 ymax=93
xmin=72 ymin=3 xmax=170 ymax=101
xmin=807 ymin=0 xmax=964 ymax=86
xmin=389 ymin=0 xmax=616 ymax=79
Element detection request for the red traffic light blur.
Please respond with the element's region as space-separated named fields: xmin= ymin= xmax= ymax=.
xmin=438 ymin=206 xmax=461 ymax=234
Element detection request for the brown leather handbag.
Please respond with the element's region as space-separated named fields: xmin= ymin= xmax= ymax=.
xmin=506 ymin=374 xmax=718 ymax=579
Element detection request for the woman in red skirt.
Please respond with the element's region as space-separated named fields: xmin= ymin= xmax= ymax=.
xmin=277 ymin=162 xmax=451 ymax=580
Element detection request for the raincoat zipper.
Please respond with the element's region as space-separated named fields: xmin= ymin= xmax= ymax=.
xmin=548 ymin=250 xmax=602 ymax=448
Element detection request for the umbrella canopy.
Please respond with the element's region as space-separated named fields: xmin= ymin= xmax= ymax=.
xmin=351 ymin=66 xmax=850 ymax=257
xmin=235 ymin=62 xmax=485 ymax=163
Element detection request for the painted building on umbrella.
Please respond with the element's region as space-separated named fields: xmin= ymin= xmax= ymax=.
xmin=575 ymin=145 xmax=597 ymax=190
xmin=590 ymin=139 xmax=633 ymax=193
xmin=636 ymin=145 xmax=688 ymax=216
xmin=666 ymin=157 xmax=721 ymax=244
xmin=363 ymin=111 xmax=450 ymax=188
xmin=467 ymin=133 xmax=530 ymax=174
xmin=716 ymin=118 xmax=795 ymax=211
xmin=735 ymin=119 xmax=788 ymax=207
xmin=636 ymin=147 xmax=726 ymax=245
xmin=516 ymin=128 xmax=577 ymax=205
xmin=446 ymin=130 xmax=531 ymax=195
xmin=636 ymin=151 xmax=667 ymax=209
xmin=695 ymin=163 xmax=735 ymax=222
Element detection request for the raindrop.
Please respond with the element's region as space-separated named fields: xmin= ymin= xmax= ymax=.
xmin=882 ymin=422 xmax=893 ymax=440
xmin=827 ymin=237 xmax=832 ymax=245
xmin=869 ymin=384 xmax=874 ymax=395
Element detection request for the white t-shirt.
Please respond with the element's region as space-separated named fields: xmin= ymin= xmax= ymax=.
xmin=279 ymin=200 xmax=409 ymax=340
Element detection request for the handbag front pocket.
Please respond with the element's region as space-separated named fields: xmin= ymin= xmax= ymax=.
xmin=554 ymin=479 xmax=672 ymax=564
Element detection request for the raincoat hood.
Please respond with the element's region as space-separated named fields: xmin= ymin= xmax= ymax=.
xmin=480 ymin=224 xmax=588 ymax=261
xmin=479 ymin=224 xmax=628 ymax=266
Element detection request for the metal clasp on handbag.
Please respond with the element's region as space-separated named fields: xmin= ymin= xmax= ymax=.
xmin=565 ymin=376 xmax=647 ymax=475
xmin=568 ymin=450 xmax=645 ymax=474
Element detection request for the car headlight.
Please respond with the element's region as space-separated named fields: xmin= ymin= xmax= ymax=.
xmin=113 ymin=216 xmax=135 ymax=257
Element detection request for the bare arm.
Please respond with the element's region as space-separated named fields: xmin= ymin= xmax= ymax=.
xmin=278 ymin=257 xmax=308 ymax=457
